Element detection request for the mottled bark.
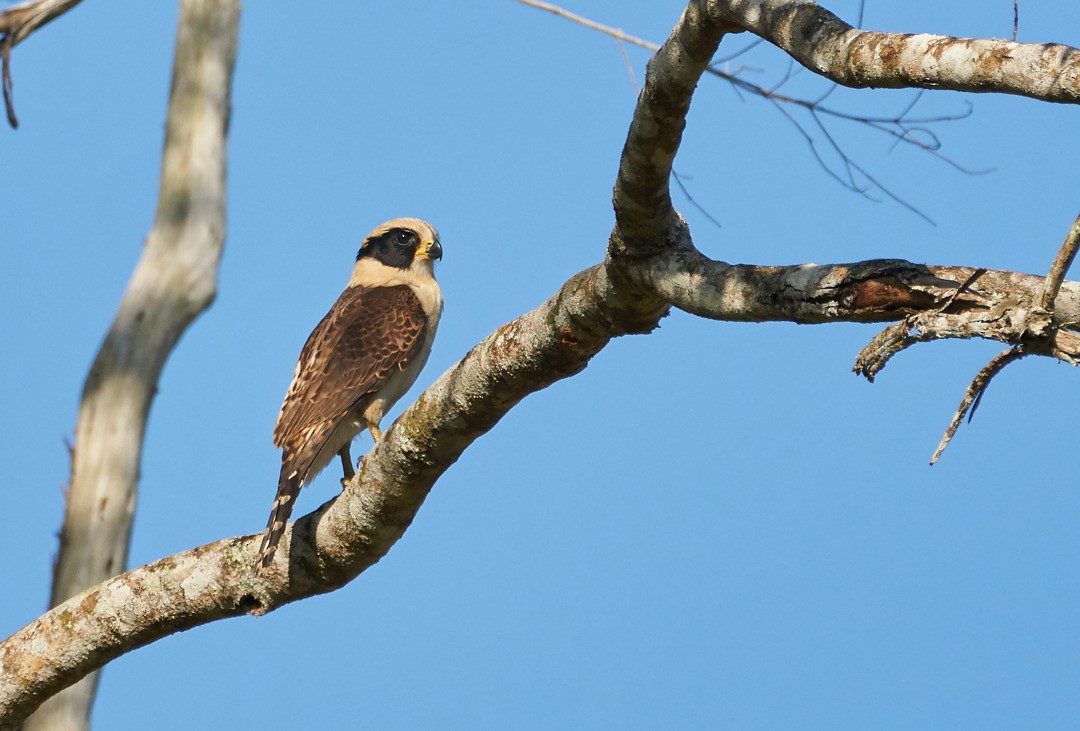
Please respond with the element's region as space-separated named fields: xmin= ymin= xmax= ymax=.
xmin=714 ymin=0 xmax=1080 ymax=102
xmin=611 ymin=0 xmax=734 ymax=254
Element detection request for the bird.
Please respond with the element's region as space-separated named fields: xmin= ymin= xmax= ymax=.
xmin=256 ymin=217 xmax=443 ymax=570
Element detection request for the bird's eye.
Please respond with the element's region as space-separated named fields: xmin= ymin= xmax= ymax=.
xmin=394 ymin=231 xmax=413 ymax=247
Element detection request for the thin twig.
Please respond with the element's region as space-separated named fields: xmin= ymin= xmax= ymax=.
xmin=936 ymin=267 xmax=986 ymax=313
xmin=1013 ymin=0 xmax=1019 ymax=42
xmin=1037 ymin=212 xmax=1080 ymax=311
xmin=517 ymin=0 xmax=979 ymax=221
xmin=672 ymin=170 xmax=723 ymax=230
xmin=930 ymin=347 xmax=1030 ymax=464
xmin=614 ymin=37 xmax=637 ymax=90
xmin=1 ymin=36 xmax=14 ymax=127
xmin=514 ymin=0 xmax=658 ymax=52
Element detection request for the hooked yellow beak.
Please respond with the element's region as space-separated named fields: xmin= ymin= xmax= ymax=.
xmin=418 ymin=239 xmax=443 ymax=261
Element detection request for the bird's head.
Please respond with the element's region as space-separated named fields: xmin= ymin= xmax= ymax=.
xmin=355 ymin=217 xmax=442 ymax=277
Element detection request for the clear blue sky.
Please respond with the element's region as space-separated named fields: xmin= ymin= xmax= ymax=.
xmin=4 ymin=1 xmax=1080 ymax=728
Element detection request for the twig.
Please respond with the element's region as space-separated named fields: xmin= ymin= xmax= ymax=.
xmin=1037 ymin=212 xmax=1080 ymax=312
xmin=671 ymin=170 xmax=723 ymax=230
xmin=514 ymin=0 xmax=658 ymax=52
xmin=517 ymin=0 xmax=979 ymax=222
xmin=937 ymin=267 xmax=986 ymax=313
xmin=1013 ymin=0 xmax=1019 ymax=42
xmin=930 ymin=347 xmax=1030 ymax=464
xmin=1 ymin=36 xmax=14 ymax=127
xmin=852 ymin=320 xmax=953 ymax=382
xmin=614 ymin=37 xmax=637 ymax=90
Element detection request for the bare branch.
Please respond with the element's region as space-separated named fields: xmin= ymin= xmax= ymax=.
xmin=645 ymin=247 xmax=1080 ymax=333
xmin=18 ymin=1 xmax=239 ymax=728
xmin=514 ymin=0 xmax=658 ymax=53
xmin=610 ymin=0 xmax=734 ymax=254
xmin=0 ymin=0 xmax=81 ymax=45
xmin=0 ymin=0 xmax=84 ymax=127
xmin=1038 ymin=212 xmax=1080 ymax=312
xmin=518 ymin=0 xmax=982 ymax=220
xmin=930 ymin=347 xmax=1031 ymax=465
xmin=716 ymin=0 xmax=1080 ymax=103
xmin=0 ymin=254 xmax=667 ymax=726
xmin=6 ymin=240 xmax=1080 ymax=724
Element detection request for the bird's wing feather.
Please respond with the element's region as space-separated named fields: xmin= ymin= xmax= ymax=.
xmin=273 ymin=284 xmax=428 ymax=447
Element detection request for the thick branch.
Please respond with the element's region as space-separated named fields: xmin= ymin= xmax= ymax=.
xmin=611 ymin=0 xmax=733 ymax=255
xmin=20 ymin=2 xmax=239 ymax=729
xmin=715 ymin=0 xmax=1080 ymax=103
xmin=647 ymin=248 xmax=1080 ymax=328
xmin=0 ymin=261 xmax=663 ymax=727
xmin=4 ymin=247 xmax=1078 ymax=725
xmin=645 ymin=247 xmax=1080 ymax=368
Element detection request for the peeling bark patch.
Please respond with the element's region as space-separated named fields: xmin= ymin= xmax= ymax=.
xmin=78 ymin=591 xmax=99 ymax=616
xmin=559 ymin=327 xmax=578 ymax=347
xmin=848 ymin=278 xmax=931 ymax=311
xmin=977 ymin=45 xmax=1013 ymax=77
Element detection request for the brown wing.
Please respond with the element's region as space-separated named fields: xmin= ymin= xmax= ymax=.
xmin=273 ymin=284 xmax=428 ymax=448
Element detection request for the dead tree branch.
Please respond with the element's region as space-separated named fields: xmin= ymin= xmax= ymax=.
xmin=1039 ymin=213 xmax=1080 ymax=312
xmin=715 ymin=0 xmax=1080 ymax=103
xmin=4 ymin=247 xmax=1080 ymax=726
xmin=16 ymin=1 xmax=239 ymax=729
xmin=0 ymin=0 xmax=84 ymax=127
xmin=519 ymin=0 xmax=984 ymax=220
xmin=930 ymin=347 xmax=1031 ymax=464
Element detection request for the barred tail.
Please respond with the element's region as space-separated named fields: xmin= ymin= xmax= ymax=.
xmin=256 ymin=466 xmax=303 ymax=570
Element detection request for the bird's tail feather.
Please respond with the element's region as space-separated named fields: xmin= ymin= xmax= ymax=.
xmin=256 ymin=467 xmax=304 ymax=570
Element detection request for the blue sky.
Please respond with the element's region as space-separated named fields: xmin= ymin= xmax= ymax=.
xmin=4 ymin=1 xmax=1080 ymax=728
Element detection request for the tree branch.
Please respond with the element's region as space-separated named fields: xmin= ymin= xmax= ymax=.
xmin=646 ymin=248 xmax=1080 ymax=330
xmin=611 ymin=0 xmax=733 ymax=255
xmin=18 ymin=1 xmax=239 ymax=729
xmin=0 ymin=259 xmax=663 ymax=727
xmin=5 ymin=246 xmax=1080 ymax=726
xmin=715 ymin=0 xmax=1080 ymax=103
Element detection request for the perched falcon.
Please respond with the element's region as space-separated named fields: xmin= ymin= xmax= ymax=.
xmin=256 ymin=218 xmax=443 ymax=569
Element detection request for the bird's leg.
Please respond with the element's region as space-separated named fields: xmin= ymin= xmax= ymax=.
xmin=340 ymin=423 xmax=383 ymax=488
xmin=338 ymin=445 xmax=355 ymax=489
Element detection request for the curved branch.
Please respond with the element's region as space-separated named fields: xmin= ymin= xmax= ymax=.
xmin=715 ymin=0 xmax=1080 ymax=103
xmin=611 ymin=0 xmax=733 ymax=255
xmin=20 ymin=2 xmax=239 ymax=729
xmin=0 ymin=260 xmax=663 ymax=727
xmin=0 ymin=0 xmax=82 ymax=48
xmin=0 ymin=0 xmax=85 ymax=127
xmin=5 ymin=247 xmax=1080 ymax=725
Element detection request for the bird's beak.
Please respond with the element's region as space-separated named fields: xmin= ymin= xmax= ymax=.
xmin=420 ymin=239 xmax=443 ymax=261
